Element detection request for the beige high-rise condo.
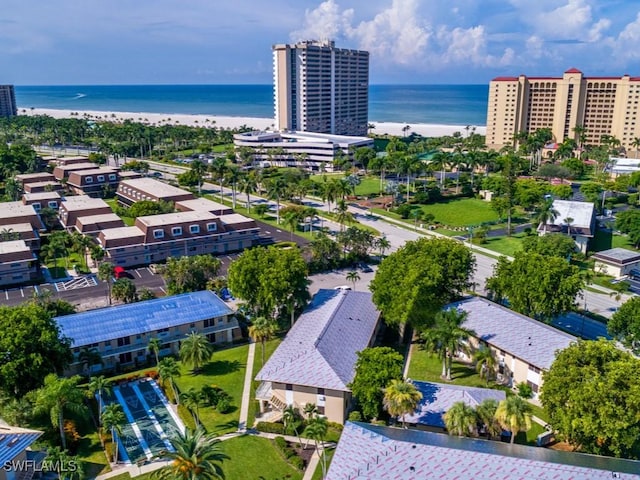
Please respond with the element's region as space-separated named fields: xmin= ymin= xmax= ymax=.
xmin=273 ymin=40 xmax=369 ymax=136
xmin=486 ymin=68 xmax=640 ymax=153
xmin=0 ymin=85 xmax=17 ymax=118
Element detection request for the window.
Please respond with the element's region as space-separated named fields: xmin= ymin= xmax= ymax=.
xmin=190 ymin=225 xmax=200 ymax=234
xmin=204 ymin=318 xmax=216 ymax=328
xmin=48 ymin=201 xmax=58 ymax=208
xmin=317 ymin=388 xmax=325 ymax=395
xmin=207 ymin=222 xmax=217 ymax=232
xmin=32 ymin=202 xmax=41 ymax=211
xmin=117 ymin=336 xmax=131 ymax=347
xmin=317 ymin=406 xmax=325 ymax=415
xmin=153 ymin=229 xmax=164 ymax=239
xmin=108 ymin=174 xmax=117 ymax=181
xmin=286 ymin=384 xmax=293 ymax=391
xmin=97 ymin=175 xmax=105 ymax=182
xmin=172 ymin=227 xmax=183 ymax=236
xmin=119 ymin=352 xmax=133 ymax=364
xmin=85 ymin=176 xmax=93 ymax=184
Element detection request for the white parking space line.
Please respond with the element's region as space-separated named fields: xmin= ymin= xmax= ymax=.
xmin=159 ymin=286 xmax=166 ymax=294
xmin=4 ymin=290 xmax=8 ymax=300
xmin=136 ymin=270 xmax=142 ymax=278
xmin=20 ymin=288 xmax=24 ymax=298
xmin=146 ymin=267 xmax=153 ymax=275
xmin=227 ymin=256 xmax=233 ymax=261
xmin=34 ymin=285 xmax=39 ymax=294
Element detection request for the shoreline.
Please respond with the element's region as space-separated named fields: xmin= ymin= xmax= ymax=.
xmin=21 ymin=108 xmax=487 ymax=138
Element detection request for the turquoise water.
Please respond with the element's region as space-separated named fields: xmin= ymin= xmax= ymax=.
xmin=15 ymin=84 xmax=489 ymax=125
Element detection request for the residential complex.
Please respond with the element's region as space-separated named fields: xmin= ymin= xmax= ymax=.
xmin=273 ymin=40 xmax=369 ymax=136
xmin=55 ymin=291 xmax=241 ymax=375
xmin=0 ymin=240 xmax=38 ymax=287
xmin=0 ymin=201 xmax=44 ymax=232
xmin=328 ymin=422 xmax=640 ymax=479
xmin=537 ymin=199 xmax=596 ymax=253
xmin=451 ymin=297 xmax=576 ymax=397
xmin=592 ymin=248 xmax=640 ymax=279
xmin=66 ymin=167 xmax=120 ymax=196
xmin=0 ymin=425 xmax=44 ymax=480
xmin=255 ymin=289 xmax=380 ymax=424
xmin=53 ymin=162 xmax=100 ymax=181
xmin=22 ymin=191 xmax=61 ymax=211
xmin=116 ymin=178 xmax=195 ymax=206
xmin=233 ymin=130 xmax=373 ymax=171
xmin=486 ymin=69 xmax=640 ymax=151
xmin=0 ymin=85 xmax=17 ymax=118
xmin=59 ymin=195 xmax=113 ymax=230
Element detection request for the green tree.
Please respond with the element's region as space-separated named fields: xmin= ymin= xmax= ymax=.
xmin=371 ymin=237 xmax=475 ymax=330
xmin=420 ymin=308 xmax=476 ymax=380
xmin=179 ymin=332 xmax=214 ymax=373
xmin=43 ymin=447 xmax=84 ymax=480
xmin=151 ymin=427 xmax=228 ymax=480
xmin=282 ymin=406 xmax=303 ymax=447
xmin=608 ymin=297 xmax=640 ymax=354
xmin=486 ymin=251 xmax=584 ymax=321
xmin=180 ymin=388 xmax=202 ymax=426
xmin=111 ymin=278 xmax=138 ymax=304
xmin=147 ymin=337 xmax=162 ymax=366
xmin=128 ymin=200 xmax=174 ymax=217
xmin=473 ymin=346 xmax=496 ymax=385
xmin=376 ymin=235 xmax=391 ymax=257
xmin=540 ymin=339 xmax=640 ymax=457
xmin=78 ymin=347 xmax=103 ymax=372
xmin=39 ymin=206 xmax=60 ymax=231
xmin=476 ymin=399 xmax=502 ymax=439
xmin=102 ymin=403 xmax=126 ymax=463
xmin=579 ymin=181 xmax=603 ymax=205
xmin=158 ymin=357 xmax=181 ymax=405
xmin=349 ymin=347 xmax=404 ymax=420
xmin=0 ymin=303 xmax=72 ymax=397
xmin=495 ymin=396 xmax=532 ymax=444
xmin=248 ymin=316 xmax=277 ymax=365
xmin=253 ymin=203 xmax=269 ymax=218
xmin=334 ymin=199 xmax=354 ymax=232
xmin=306 ymin=416 xmax=329 ymax=479
xmin=34 ymin=374 xmax=88 ymax=449
xmin=346 ymin=270 xmax=360 ymax=291
xmin=535 ymin=199 xmax=559 ymax=234
xmin=98 ymin=262 xmax=115 ymax=305
xmin=227 ymin=246 xmax=309 ymax=318
xmin=266 ymin=176 xmax=288 ymax=224
xmin=521 ymin=234 xmax=576 ymax=258
xmin=164 ymin=255 xmax=221 ymax=295
xmin=308 ymin=233 xmax=341 ymax=271
xmin=383 ymin=379 xmax=422 ymax=427
xmin=443 ymin=401 xmax=478 ymax=437
xmin=87 ymin=376 xmax=112 ymax=425
xmin=615 ymin=210 xmax=640 ymax=248
xmin=238 ymin=171 xmax=257 ymax=212
xmin=138 ymin=287 xmax=156 ymax=301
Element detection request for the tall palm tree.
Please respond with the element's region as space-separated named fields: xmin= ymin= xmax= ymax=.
xmin=190 ymin=160 xmax=207 ymax=195
xmin=267 ymin=177 xmax=288 ymax=224
xmin=148 ymin=337 xmax=162 ymax=366
xmin=238 ymin=171 xmax=257 ymax=211
xmin=102 ymin=403 xmax=126 ymax=463
xmin=535 ymin=199 xmax=559 ymax=235
xmin=303 ymin=402 xmax=318 ymax=419
xmin=476 ymin=399 xmax=502 ymax=439
xmin=443 ymin=401 xmax=478 ymax=437
xmin=632 ymin=137 xmax=640 ymax=159
xmin=473 ymin=346 xmax=496 ymax=385
xmin=34 ymin=374 xmax=88 ymax=449
xmin=209 ymin=158 xmax=228 ymax=202
xmin=282 ymin=210 xmax=301 ymax=241
xmin=282 ymin=406 xmax=303 ymax=447
xmin=248 ymin=316 xmax=277 ymax=365
xmin=98 ymin=262 xmax=115 ymax=305
xmin=346 ymin=270 xmax=360 ymax=291
xmin=87 ymin=376 xmax=112 ymax=424
xmin=494 ymin=396 xmax=532 ymax=444
xmin=224 ymin=165 xmax=241 ymax=209
xmin=306 ymin=416 xmax=329 ymax=479
xmin=334 ymin=199 xmax=353 ymax=232
xmin=383 ymin=379 xmax=423 ymax=427
xmin=179 ymin=332 xmax=214 ymax=373
xmin=151 ymin=427 xmax=228 ymax=480
xmin=420 ymin=308 xmax=476 ymax=380
xmin=564 ymin=217 xmax=574 ymax=237
xmin=376 ymin=235 xmax=391 ymax=257
xmin=78 ymin=347 xmax=103 ymax=373
xmin=430 ymin=151 xmax=451 ymax=188
xmin=180 ymin=388 xmax=201 ymax=426
xmin=44 ymin=447 xmax=85 ymax=480
xmin=158 ymin=357 xmax=181 ymax=405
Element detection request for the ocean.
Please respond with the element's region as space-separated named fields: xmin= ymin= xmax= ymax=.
xmin=14 ymin=84 xmax=489 ymax=126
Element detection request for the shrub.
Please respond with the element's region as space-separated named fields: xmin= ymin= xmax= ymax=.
xmin=178 ymin=404 xmax=197 ymax=430
xmin=327 ymin=421 xmax=344 ymax=432
xmin=348 ymin=411 xmax=362 ymax=422
xmin=394 ymin=204 xmax=413 ymax=219
xmin=274 ymin=436 xmax=288 ymax=451
xmin=517 ymin=382 xmax=533 ymax=399
xmin=256 ymin=421 xmax=285 ymax=434
xmin=628 ymin=193 xmax=639 ymax=206
xmin=216 ymin=397 xmax=231 ymax=414
xmin=289 ymin=456 xmax=305 ymax=470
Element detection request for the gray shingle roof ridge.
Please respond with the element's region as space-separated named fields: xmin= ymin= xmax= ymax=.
xmin=313 ymin=290 xmax=349 ymax=349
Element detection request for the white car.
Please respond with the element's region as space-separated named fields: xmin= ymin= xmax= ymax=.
xmin=334 ymin=285 xmax=352 ymax=291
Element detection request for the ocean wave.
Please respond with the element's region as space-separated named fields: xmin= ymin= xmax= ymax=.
xmin=73 ymin=93 xmax=87 ymax=100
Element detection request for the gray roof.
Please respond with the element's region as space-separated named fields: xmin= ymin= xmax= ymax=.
xmin=592 ymin=248 xmax=640 ymax=265
xmin=61 ymin=195 xmax=110 ymax=211
xmin=327 ymin=422 xmax=640 ymax=479
xmin=539 ymin=200 xmax=595 ymax=236
xmin=120 ymin=178 xmax=193 ymax=198
xmin=55 ymin=290 xmax=233 ymax=347
xmin=0 ymin=425 xmax=42 ymax=466
xmin=403 ymin=381 xmax=505 ymax=428
xmin=451 ymin=297 xmax=576 ymax=370
xmin=255 ymin=290 xmax=380 ymax=391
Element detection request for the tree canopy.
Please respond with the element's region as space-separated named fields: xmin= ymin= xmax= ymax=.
xmin=349 ymin=347 xmax=404 ymax=420
xmin=608 ymin=297 xmax=640 ymax=354
xmin=164 ymin=255 xmax=221 ymax=295
xmin=0 ymin=303 xmax=72 ymax=397
xmin=227 ymin=246 xmax=309 ymax=318
xmin=615 ymin=210 xmax=640 ymax=248
xmin=521 ymin=234 xmax=576 ymax=259
xmin=370 ymin=238 xmax=475 ymax=329
xmin=127 ymin=200 xmax=174 ymax=218
xmin=540 ymin=339 xmax=640 ymax=458
xmin=486 ymin=251 xmax=584 ymax=321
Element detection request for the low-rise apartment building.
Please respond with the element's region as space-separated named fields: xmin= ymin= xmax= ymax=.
xmin=97 ymin=209 xmax=259 ymax=267
xmin=23 ymin=181 xmax=63 ymax=194
xmin=0 ymin=202 xmax=44 ymax=232
xmin=48 ymin=155 xmax=90 ymax=167
xmin=0 ymin=240 xmax=38 ymax=287
xmin=117 ymin=178 xmax=194 ymax=206
xmin=59 ymin=196 xmax=114 ymax=229
xmin=592 ymin=248 xmax=640 ymax=279
xmin=451 ymin=297 xmax=576 ymax=397
xmin=537 ymin=199 xmax=596 ymax=253
xmin=255 ymin=289 xmax=381 ymax=424
xmin=53 ymin=162 xmax=99 ymax=181
xmin=15 ymin=172 xmax=56 ymax=185
xmin=0 ymin=425 xmax=44 ymax=480
xmin=22 ymin=191 xmax=62 ymax=211
xmin=0 ymin=223 xmax=40 ymax=250
xmin=175 ymin=198 xmax=233 ymax=215
xmin=55 ymin=290 xmax=241 ymax=375
xmin=66 ymin=167 xmax=120 ymax=196
xmin=75 ymin=213 xmax=125 ymax=235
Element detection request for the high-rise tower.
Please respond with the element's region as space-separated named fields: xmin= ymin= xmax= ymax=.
xmin=0 ymin=85 xmax=17 ymax=118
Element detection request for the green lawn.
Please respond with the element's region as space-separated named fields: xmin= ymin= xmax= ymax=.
xmin=310 ymin=174 xmax=382 ymax=197
xmin=248 ymin=338 xmax=282 ymax=427
xmin=419 ymin=198 xmax=499 ymax=227
xmin=45 ymin=251 xmax=88 ymax=278
xmin=481 ymin=233 xmax=528 ymax=257
xmin=174 ymin=343 xmax=250 ymax=435
xmin=590 ymin=229 xmax=638 ymax=253
xmin=311 ymin=448 xmax=335 ymax=480
xmin=105 ymin=198 xmax=135 ymax=226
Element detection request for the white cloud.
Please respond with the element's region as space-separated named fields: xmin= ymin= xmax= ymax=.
xmin=290 ymin=0 xmax=354 ymax=42
xmin=609 ymin=12 xmax=640 ymax=60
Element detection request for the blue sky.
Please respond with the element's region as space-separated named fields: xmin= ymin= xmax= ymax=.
xmin=3 ymin=0 xmax=640 ymax=85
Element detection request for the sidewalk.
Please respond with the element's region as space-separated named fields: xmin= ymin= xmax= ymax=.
xmin=237 ymin=341 xmax=256 ymax=431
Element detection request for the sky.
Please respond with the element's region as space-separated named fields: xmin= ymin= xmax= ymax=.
xmin=3 ymin=0 xmax=640 ymax=85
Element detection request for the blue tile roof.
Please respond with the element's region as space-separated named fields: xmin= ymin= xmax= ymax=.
xmin=328 ymin=422 xmax=640 ymax=479
xmin=55 ymin=291 xmax=233 ymax=347
xmin=0 ymin=426 xmax=42 ymax=466
xmin=255 ymin=289 xmax=380 ymax=391
xmin=404 ymin=381 xmax=506 ymax=428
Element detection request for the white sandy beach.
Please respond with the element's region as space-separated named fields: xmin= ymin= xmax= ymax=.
xmin=22 ymin=108 xmax=486 ymax=138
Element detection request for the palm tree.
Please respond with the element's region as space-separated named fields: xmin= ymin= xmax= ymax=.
xmin=535 ymin=199 xmax=559 ymax=235
xmin=283 ymin=406 xmax=303 ymax=447
xmin=282 ymin=209 xmax=301 ymax=241
xmin=44 ymin=447 xmax=85 ymax=480
xmin=376 ymin=235 xmax=391 ymax=257
xmin=248 ymin=316 xmax=277 ymax=365
xmin=78 ymin=347 xmax=103 ymax=373
xmin=87 ymin=376 xmax=112 ymax=425
xmin=431 ymin=151 xmax=451 ymax=187
xmin=420 ymin=308 xmax=476 ymax=380
xmin=346 ymin=271 xmax=360 ymax=291
xmin=158 ymin=357 xmax=181 ymax=405
xmin=494 ymin=396 xmax=532 ymax=444
xmin=383 ymin=379 xmax=422 ymax=427
xmin=179 ymin=332 xmax=214 ymax=373
xmin=632 ymin=137 xmax=640 ymax=159
xmin=98 ymin=262 xmax=115 ymax=305
xmin=334 ymin=199 xmax=353 ymax=232
xmin=238 ymin=171 xmax=257 ymax=211
xmin=443 ymin=401 xmax=477 ymax=437
xmin=224 ymin=165 xmax=241 ymax=209
xmin=190 ymin=160 xmax=207 ymax=194
xmin=303 ymin=402 xmax=318 ymax=419
xmin=564 ymin=217 xmax=574 ymax=237
xmin=209 ymin=158 xmax=228 ymax=202
xmin=473 ymin=346 xmax=496 ymax=385
xmin=180 ymin=388 xmax=202 ymax=426
xmin=34 ymin=374 xmax=88 ymax=449
xmin=306 ymin=416 xmax=329 ymax=479
xmin=476 ymin=398 xmax=502 ymax=439
xmin=112 ymin=278 xmax=138 ymax=304
xmin=102 ymin=403 xmax=126 ymax=463
xmin=267 ymin=177 xmax=288 ymax=224
xmin=148 ymin=337 xmax=162 ymax=366
xmin=151 ymin=427 xmax=228 ymax=480
xmin=90 ymin=245 xmax=105 ymax=267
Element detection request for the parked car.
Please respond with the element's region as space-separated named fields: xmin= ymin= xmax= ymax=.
xmin=334 ymin=285 xmax=352 ymax=291
xmin=357 ymin=262 xmax=373 ymax=273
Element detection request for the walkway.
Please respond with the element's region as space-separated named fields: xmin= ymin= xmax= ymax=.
xmin=237 ymin=341 xmax=256 ymax=431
